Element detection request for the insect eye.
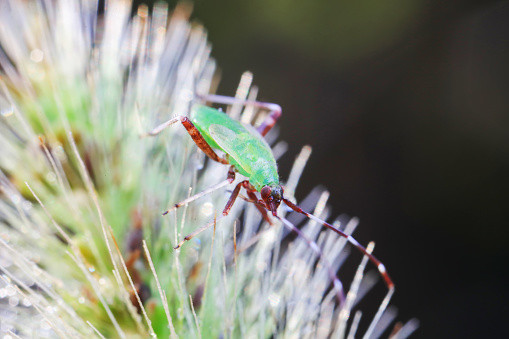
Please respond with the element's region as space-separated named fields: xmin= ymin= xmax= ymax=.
xmin=260 ymin=186 xmax=271 ymax=200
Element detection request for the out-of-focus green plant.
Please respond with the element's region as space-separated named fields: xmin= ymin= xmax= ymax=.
xmin=0 ymin=1 xmax=417 ymax=338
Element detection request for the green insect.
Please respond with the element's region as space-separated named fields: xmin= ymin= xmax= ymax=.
xmin=144 ymin=94 xmax=394 ymax=304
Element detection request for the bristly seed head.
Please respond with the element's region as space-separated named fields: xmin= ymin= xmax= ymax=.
xmin=0 ymin=1 xmax=416 ymax=338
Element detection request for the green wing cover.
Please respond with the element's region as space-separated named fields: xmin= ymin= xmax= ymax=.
xmin=209 ymin=124 xmax=253 ymax=175
xmin=209 ymin=124 xmax=279 ymax=190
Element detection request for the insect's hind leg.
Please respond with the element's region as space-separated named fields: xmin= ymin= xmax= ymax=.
xmin=198 ymin=94 xmax=282 ymax=136
xmin=142 ymin=115 xmax=229 ymax=165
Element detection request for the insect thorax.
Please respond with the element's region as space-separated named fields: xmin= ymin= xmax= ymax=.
xmin=248 ymin=159 xmax=279 ymax=192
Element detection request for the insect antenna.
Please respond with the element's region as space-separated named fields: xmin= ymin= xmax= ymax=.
xmin=282 ymin=198 xmax=395 ymax=293
xmin=280 ymin=198 xmax=396 ymax=334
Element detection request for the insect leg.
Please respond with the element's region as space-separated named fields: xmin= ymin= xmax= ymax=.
xmin=163 ymin=166 xmax=236 ymax=215
xmin=282 ymin=198 xmax=395 ymax=293
xmin=240 ymin=182 xmax=273 ymax=224
xmin=174 ymin=179 xmax=248 ymax=250
xmin=245 ymin=190 xmax=273 ymax=224
xmin=222 ymin=180 xmax=250 ymax=216
xmin=198 ymin=94 xmax=282 ymax=136
xmin=226 ymin=184 xmax=273 ymax=224
xmin=143 ymin=115 xmax=229 ymax=165
xmin=174 ymin=215 xmax=226 ymax=250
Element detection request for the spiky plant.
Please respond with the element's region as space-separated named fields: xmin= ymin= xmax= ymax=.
xmin=0 ymin=1 xmax=417 ymax=338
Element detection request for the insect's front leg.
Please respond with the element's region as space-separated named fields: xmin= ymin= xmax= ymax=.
xmin=244 ymin=186 xmax=273 ymax=225
xmin=231 ymin=184 xmax=273 ymax=225
xmin=222 ymin=180 xmax=250 ymax=216
xmin=163 ymin=166 xmax=236 ymax=215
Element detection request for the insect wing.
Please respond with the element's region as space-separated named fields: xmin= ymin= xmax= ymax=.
xmin=209 ymin=124 xmax=251 ymax=174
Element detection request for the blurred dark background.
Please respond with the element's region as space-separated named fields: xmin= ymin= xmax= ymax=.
xmin=139 ymin=0 xmax=509 ymax=337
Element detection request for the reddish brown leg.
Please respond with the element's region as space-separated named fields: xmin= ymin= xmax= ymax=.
xmin=226 ymin=166 xmax=236 ymax=182
xmin=246 ymin=190 xmax=273 ymax=224
xmin=143 ymin=115 xmax=228 ymax=164
xmin=222 ymin=180 xmax=250 ymax=216
xmin=256 ymin=106 xmax=282 ymax=137
xmin=179 ymin=116 xmax=229 ymax=164
xmin=231 ymin=182 xmax=273 ymax=224
xmin=239 ymin=182 xmax=272 ymax=224
xmin=198 ymin=94 xmax=282 ymax=136
xmin=174 ymin=179 xmax=250 ymax=250
xmin=282 ymin=198 xmax=395 ymax=291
